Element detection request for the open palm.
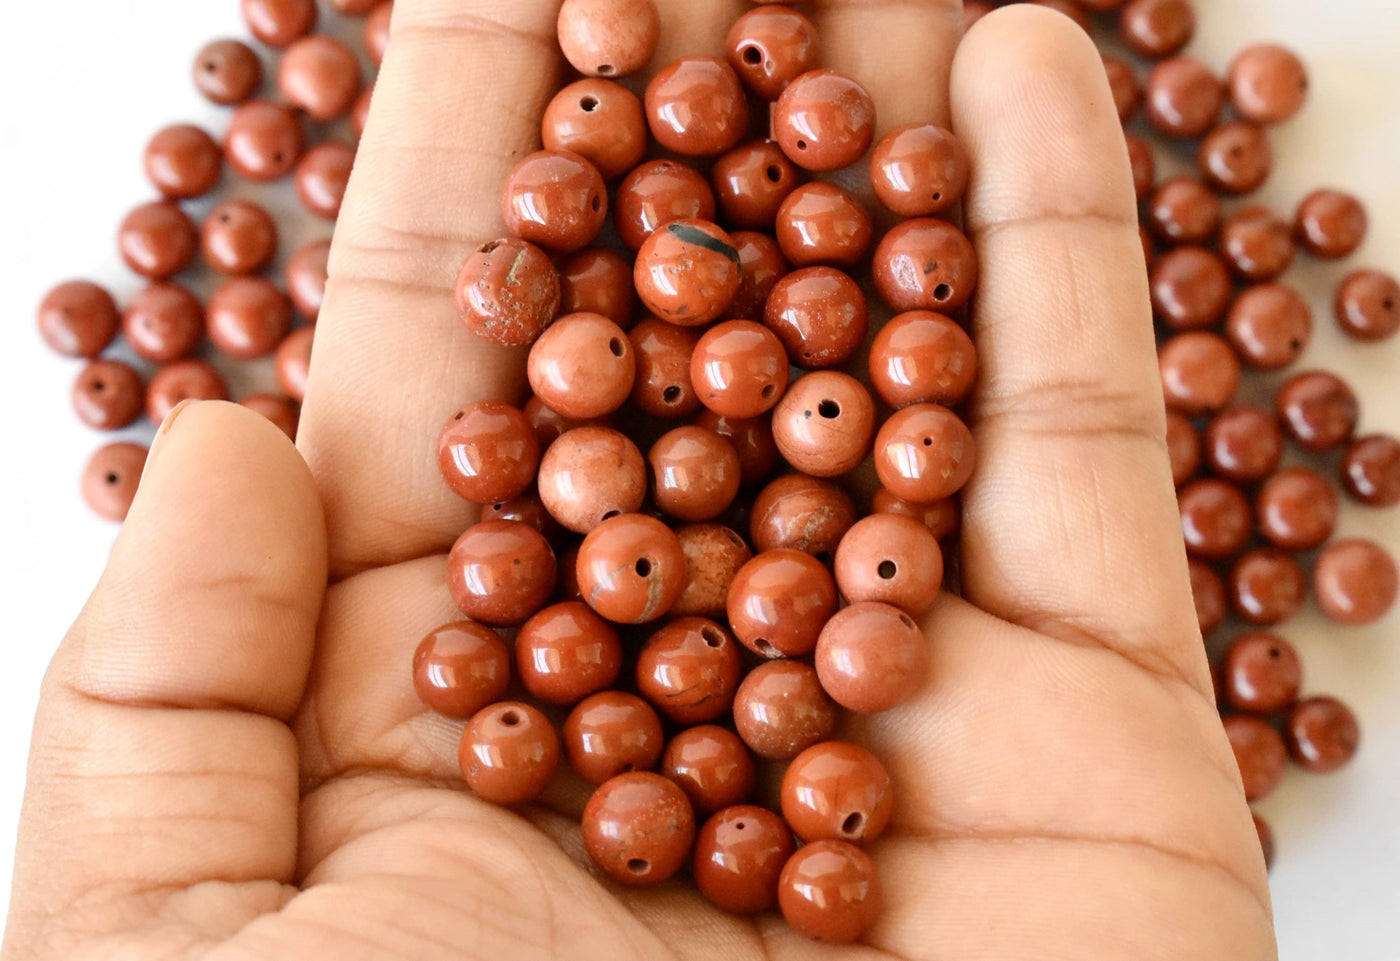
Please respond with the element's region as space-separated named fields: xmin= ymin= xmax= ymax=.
xmin=7 ymin=2 xmax=1275 ymax=959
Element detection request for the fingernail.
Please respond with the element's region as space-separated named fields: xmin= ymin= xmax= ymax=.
xmin=149 ymin=399 xmax=201 ymax=462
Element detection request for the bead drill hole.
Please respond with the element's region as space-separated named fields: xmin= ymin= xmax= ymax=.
xmin=934 ymin=283 xmax=953 ymax=302
xmin=204 ymin=61 xmax=217 ymax=72
xmin=741 ymin=45 xmax=762 ymax=65
xmin=480 ymin=240 xmax=503 ymax=253
xmin=609 ymin=337 xmax=625 ymax=357
xmin=635 ymin=557 xmax=653 ymax=577
xmin=701 ymin=626 xmax=724 ymax=648
xmin=765 ymin=165 xmax=782 ymax=183
xmin=841 ymin=812 xmax=865 ymax=836
xmin=1384 ymin=298 xmax=1395 ymax=311
xmin=597 ymin=64 xmax=615 ymax=76
xmin=662 ymin=385 xmax=682 ymax=404
xmin=219 ymin=212 xmax=231 ymax=223
xmin=626 ymin=858 xmax=650 ymax=874
xmin=899 ymin=613 xmax=916 ymax=629
xmin=1269 ymin=647 xmax=1281 ymax=660
xmin=580 ymin=96 xmax=598 ymax=112
xmin=725 ymin=528 xmax=746 ymax=548
xmin=817 ymin=399 xmax=841 ymax=419
xmin=754 ymin=638 xmax=778 ymax=657
xmin=501 ymin=710 xmax=521 ymax=726
xmin=922 ymin=436 xmax=933 ymax=446
xmin=877 ymin=560 xmax=897 ymax=580
xmin=602 ymin=509 xmax=621 ymax=521
xmin=453 ymin=410 xmax=465 ymax=420
xmin=591 ymin=194 xmax=602 ymax=212
xmin=735 ymin=821 xmax=746 ymax=830
xmin=93 ymin=380 xmax=106 ymax=391
xmin=621 ymin=762 xmax=635 ymax=773
xmin=105 ymin=473 xmax=119 ymax=485
xmin=273 ymin=151 xmax=285 ymax=164
xmin=932 ymin=191 xmax=942 ymax=201
xmin=761 ymin=383 xmax=776 ymax=399
xmin=796 ymin=140 xmax=807 ymax=150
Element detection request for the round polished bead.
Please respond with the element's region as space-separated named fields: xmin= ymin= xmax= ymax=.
xmin=1165 ymin=410 xmax=1202 ymax=486
xmin=278 ymin=35 xmax=361 ymax=121
xmin=869 ymin=123 xmax=968 ymax=218
xmin=294 ymin=142 xmax=354 ymax=219
xmin=1221 ymin=631 xmax=1302 ymax=714
xmin=873 ymin=218 xmax=978 ymax=313
xmin=1285 ymin=697 xmax=1361 ymax=773
xmin=225 ymin=100 xmax=304 ymax=181
xmin=1229 ymin=44 xmax=1308 ymax=125
xmin=763 ymin=266 xmax=867 ymax=369
xmin=82 ymin=443 xmax=147 ymax=521
xmin=202 ymin=200 xmax=278 ymax=275
xmin=557 ymin=248 xmax=636 ymax=329
xmin=1144 ymin=57 xmax=1223 ymax=138
xmin=582 ymin=772 xmax=695 ymax=886
xmin=146 ymin=361 xmax=229 ymax=423
xmin=1229 ymin=550 xmax=1305 ymax=626
xmin=644 ymin=56 xmax=748 ymax=156
xmin=649 ymin=426 xmax=742 ymax=523
xmin=122 ymin=282 xmax=204 ymax=363
xmin=564 ymin=691 xmax=665 ymax=784
xmin=1335 ymin=269 xmax=1400 ymax=342
xmin=286 ymin=239 xmax=330 ymax=319
xmin=1224 ymin=283 xmax=1311 ymax=370
xmin=38 ymin=280 xmax=119 ymax=358
xmin=614 ymin=160 xmax=716 ymax=252
xmin=537 ymin=426 xmax=645 ymax=533
xmin=1203 ymin=405 xmax=1282 ymax=485
xmin=834 ymin=514 xmax=942 ymax=616
xmin=447 ymin=521 xmax=556 ymax=626
xmin=1275 ymin=371 xmax=1358 ymax=452
xmin=1125 ymin=132 xmax=1156 ymax=201
xmin=516 ymin=601 xmax=622 ymax=705
xmin=542 ymin=79 xmax=646 ymax=182
xmin=1147 ymin=177 xmax=1220 ymax=246
xmin=1199 ymin=122 xmax=1271 ymax=195
xmin=1220 ymin=206 xmax=1295 ymax=282
xmin=674 ymin=524 xmax=753 ymax=618
xmin=524 ymin=395 xmax=611 ymax=451
xmin=874 ymin=403 xmax=976 ymax=503
xmin=733 ymin=660 xmax=838 ymax=760
xmin=557 ymin=0 xmax=660 ymax=78
xmin=502 ymin=150 xmax=608 ymax=253
xmin=691 ymin=320 xmax=789 ymax=419
xmin=712 ymin=142 xmax=802 ymax=232
xmin=772 ymin=372 xmax=875 ymax=478
xmin=1223 ymin=714 xmax=1288 ymax=802
xmin=781 ymin=742 xmax=893 ymax=844
xmin=730 ymin=231 xmax=789 ymax=320
xmin=437 ymin=401 xmax=539 ymax=505
xmin=1189 ymin=558 xmax=1227 ymax=636
xmin=241 ymin=0 xmax=316 ymax=47
xmin=454 ymin=238 xmax=560 ymax=347
xmin=193 ymin=38 xmax=262 ymax=105
xmin=1256 ymin=467 xmax=1337 ymax=551
xmin=577 ymin=513 xmax=686 ymax=624
xmin=480 ymin=489 xmax=555 ymax=535
xmin=693 ymin=806 xmax=795 ymax=915
xmin=1314 ymin=539 xmax=1398 ymax=626
xmin=1158 ymin=332 xmax=1240 ymax=415
xmin=815 ymin=602 xmax=927 ymax=713
xmin=1150 ymin=247 xmax=1232 ymax=331
xmin=1103 ymin=55 xmax=1141 ymax=123
xmin=144 ymin=124 xmax=222 ymax=199
xmin=72 ymin=360 xmax=144 ymax=431
xmin=872 ymin=488 xmax=961 ymax=541
xmin=1120 ymin=0 xmax=1196 ymax=58
xmin=1342 ymin=434 xmax=1400 ymax=507
xmin=727 ymin=549 xmax=836 ymax=659
xmin=661 ymin=725 xmax=755 ymax=815
xmin=634 ymin=219 xmax=741 ymax=327
xmin=459 ymin=702 xmax=558 ymax=804
xmin=774 ymin=182 xmax=872 ymax=268
xmin=778 ymin=840 xmax=882 ymax=944
xmin=725 ymin=5 xmax=819 ymax=100
xmin=412 ymin=621 xmax=511 ymax=719
xmin=207 ymin=276 xmax=292 ymax=359
xmin=750 ymin=473 xmax=856 ymax=557
xmin=1296 ymin=189 xmax=1367 ymax=259
xmin=628 ymin=318 xmax=702 ymax=418
xmin=118 ymin=201 xmax=197 ymax=280
xmin=275 ymin=326 xmax=313 ymax=402
xmin=696 ymin=410 xmax=780 ymax=487
xmin=868 ymin=310 xmax=976 ymax=410
xmin=772 ymin=69 xmax=875 ymax=171
xmin=636 ymin=617 xmax=743 ymax=724
xmin=1178 ymin=478 xmax=1251 ymax=560
xmin=528 ymin=312 xmax=634 ymax=419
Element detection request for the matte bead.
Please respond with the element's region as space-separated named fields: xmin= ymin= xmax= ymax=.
xmin=869 ymin=123 xmax=968 ymax=217
xmin=412 ymin=621 xmax=511 ymax=719
xmin=636 ymin=617 xmax=744 ymax=724
xmin=613 ymin=160 xmax=716 ymax=252
xmin=81 ymin=443 xmax=148 ymax=522
xmin=1221 ymin=631 xmax=1302 ymax=715
xmin=649 ymin=426 xmax=742 ymax=523
xmin=873 ymin=403 xmax=976 ymax=503
xmin=772 ymin=371 xmax=875 ymax=478
xmin=628 ymin=318 xmax=702 ymax=417
xmin=778 ymin=841 xmax=882 ymax=944
xmin=872 ymin=218 xmax=978 ymax=313
xmin=780 ymin=741 xmax=893 ymax=844
xmin=750 ymin=473 xmax=856 ymax=557
xmin=38 ymin=281 xmax=119 ymax=358
xmin=542 ymin=79 xmax=646 ymax=181
xmin=1223 ymin=714 xmax=1287 ymax=802
xmin=763 ymin=266 xmax=868 ymax=369
xmin=556 ymin=0 xmax=660 ymax=78
xmin=815 ymin=601 xmax=927 ymax=713
xmin=1313 ymin=539 xmax=1398 ymax=626
xmin=774 ymin=182 xmax=872 ymax=268
xmin=693 ymin=806 xmax=795 ymax=915
xmin=437 ymin=401 xmax=540 ymax=505
xmin=582 ymin=772 xmax=695 ymax=886
xmin=516 ymin=601 xmax=622 ymax=705
xmin=576 ymin=513 xmax=686 ymax=624
xmin=528 ymin=312 xmax=635 ymax=419
xmin=661 ymin=725 xmax=755 ymax=815
xmin=459 ymin=702 xmax=559 ymax=804
xmin=1285 ymin=696 xmax=1360 ymax=773
xmin=537 ymin=426 xmax=646 ymax=533
xmin=502 ymin=150 xmax=608 ymax=253
xmin=634 ymin=219 xmax=741 ymax=327
xmin=727 ymin=549 xmax=837 ymax=659
xmin=1255 ymin=467 xmax=1337 ymax=552
xmin=146 ymin=361 xmax=229 ymax=423
xmin=733 ymin=660 xmax=837 ymax=760
xmin=447 ymin=520 xmax=557 ymax=626
xmin=72 ymin=360 xmax=144 ymax=431
xmin=1179 ymin=478 xmax=1252 ymax=560
xmin=725 ymin=5 xmax=819 ymax=100
xmin=1229 ymin=43 xmax=1308 ymax=125
xmin=674 ymin=524 xmax=753 ymax=618
xmin=644 ymin=56 xmax=749 ymax=157
xmin=712 ymin=142 xmax=803 ymax=232
xmin=773 ymin=70 xmax=875 ymax=171
xmin=834 ymin=514 xmax=943 ymax=616
xmin=454 ymin=238 xmax=561 ymax=347
xmin=868 ymin=310 xmax=977 ymax=409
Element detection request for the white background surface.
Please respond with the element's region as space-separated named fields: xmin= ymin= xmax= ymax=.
xmin=0 ymin=1 xmax=1397 ymax=957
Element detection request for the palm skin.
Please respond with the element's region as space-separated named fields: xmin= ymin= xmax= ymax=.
xmin=6 ymin=2 xmax=1276 ymax=959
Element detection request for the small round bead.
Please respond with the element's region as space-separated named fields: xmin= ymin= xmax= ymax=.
xmin=582 ymin=772 xmax=695 ymax=886
xmin=201 ymin=200 xmax=278 ymax=275
xmin=1334 ymin=269 xmax=1400 ymax=342
xmin=1149 ymin=247 xmax=1232 ymax=331
xmin=144 ymin=125 xmax=222 ymax=200
xmin=193 ymin=39 xmax=262 ymax=105
xmin=557 ymin=248 xmax=636 ymax=329
xmin=750 ymin=473 xmax=856 ymax=557
xmin=502 ymin=150 xmax=608 ymax=253
xmin=1225 ymin=283 xmax=1311 ymax=370
xmin=542 ymin=80 xmax=646 ymax=182
xmin=691 ymin=321 xmax=788 ymax=419
xmin=778 ymin=840 xmax=882 ymax=944
xmin=1222 ymin=631 xmax=1302 ymax=714
xmin=1178 ymin=478 xmax=1252 ymax=560
xmin=525 ymin=395 xmax=611 ymax=451
xmin=207 ymin=276 xmax=292 ymax=359
xmin=1313 ymin=539 xmax=1398 ymax=626
xmin=516 ymin=601 xmax=621 ymax=705
xmin=868 ymin=310 xmax=977 ymax=410
xmin=1223 ymin=714 xmax=1288 ymax=802
xmin=459 ymin=702 xmax=559 ymax=804
xmin=781 ymin=742 xmax=893 ymax=844
xmin=874 ymin=403 xmax=976 ymax=503
xmin=1189 ymin=558 xmax=1227 ymax=636
xmin=696 ymin=410 xmax=780 ymax=487
xmin=1199 ymin=122 xmax=1271 ymax=195
xmin=447 ymin=520 xmax=557 ymax=626
xmin=645 ymin=56 xmax=749 ymax=157
xmin=727 ymin=549 xmax=837 ymax=658
xmin=636 ymin=617 xmax=744 ymax=724
xmin=1203 ymin=405 xmax=1282 ymax=484
xmin=1285 ymin=697 xmax=1361 ymax=772
xmin=1158 ymin=332 xmax=1240 ymax=415
xmin=674 ymin=524 xmax=753 ymax=618
xmin=577 ymin=513 xmax=686 ymax=624
xmin=294 ymin=142 xmax=355 ymax=220
xmin=286 ymin=240 xmax=330 ymax=319
xmin=1147 ymin=177 xmax=1221 ymax=246
xmin=873 ymin=218 xmax=978 ymax=313
xmin=1229 ymin=550 xmax=1305 ymax=626
xmin=556 ymin=0 xmax=660 ymax=79
xmin=364 ymin=2 xmax=392 ymax=65
xmin=733 ymin=660 xmax=838 ymax=760
xmin=37 ymin=280 xmax=119 ymax=358
xmin=1342 ymin=434 xmax=1400 ymax=507
xmin=613 ymin=160 xmax=716 ymax=252
xmin=278 ymin=35 xmax=361 ymax=122
xmin=117 ymin=201 xmax=198 ymax=280
xmin=1296 ymin=189 xmax=1367 ymax=259
xmin=454 ymin=238 xmax=561 ymax=347
xmin=240 ymin=393 xmax=299 ymax=439
xmin=634 ymin=220 xmax=741 ymax=327
xmin=72 ymin=361 xmax=144 ymax=431
xmin=1256 ymin=467 xmax=1338 ymax=551
xmin=1125 ymin=133 xmax=1156 ymax=201
xmin=480 ymin=489 xmax=555 ymax=535
xmin=725 ymin=5 xmax=820 ymax=100
xmin=774 ymin=182 xmax=871 ymax=268
xmin=1119 ymin=0 xmax=1196 ymax=60
xmin=412 ymin=621 xmax=511 ymax=719
xmin=146 ymin=360 xmax=228 ymax=423
xmin=834 ymin=514 xmax=943 ymax=617
xmin=123 ymin=282 xmax=205 ymax=363
xmin=241 ymin=0 xmax=317 ymax=47
xmin=1103 ymin=55 xmax=1141 ymax=123
xmin=82 ymin=443 xmax=148 ymax=522
xmin=564 ymin=691 xmax=665 ymax=783
xmin=693 ymin=806 xmax=795 ymax=914
xmin=1220 ymin=206 xmax=1295 ymax=282
xmin=649 ymin=426 xmax=742 ymax=523
xmin=628 ymin=319 xmax=702 ymax=418
xmin=537 ymin=426 xmax=644 ymax=532
xmin=224 ymin=101 xmax=304 ymax=182
xmin=772 ymin=372 xmax=875 ymax=478
xmin=773 ymin=69 xmax=876 ymax=171
xmin=275 ymin=326 xmax=313 ymax=402
xmin=869 ymin=123 xmax=969 ymax=220
xmin=1144 ymin=57 xmax=1223 ymax=139
xmin=1275 ymin=371 xmax=1359 ymax=451
xmin=1165 ymin=410 xmax=1202 ymax=486
xmin=528 ymin=312 xmax=634 ymax=419
xmin=816 ymin=602 xmax=927 ymax=713
xmin=763 ymin=266 xmax=868 ymax=369
xmin=730 ymin=231 xmax=789 ymax=319
xmin=711 ymin=141 xmax=802 ymax=232
xmin=437 ymin=401 xmax=539 ymax=505
xmin=1229 ymin=44 xmax=1308 ymax=125
xmin=661 ymin=725 xmax=755 ymax=815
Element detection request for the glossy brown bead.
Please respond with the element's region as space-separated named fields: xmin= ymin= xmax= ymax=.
xmin=1125 ymin=132 xmax=1156 ymax=201
xmin=1256 ymin=467 xmax=1337 ymax=551
xmin=224 ymin=101 xmax=304 ymax=182
xmin=772 ymin=372 xmax=875 ymax=478
xmin=202 ymin=201 xmax=277 ymax=275
xmin=286 ymin=240 xmax=330 ymax=319
xmin=576 ymin=513 xmax=686 ymax=624
xmin=773 ymin=70 xmax=875 ymax=171
xmin=528 ymin=312 xmax=634 ymax=420
xmin=582 ymin=771 xmax=694 ymax=886
xmin=241 ymin=0 xmax=316 ymax=47
xmin=1159 ymin=332 xmax=1240 ymax=415
xmin=674 ymin=524 xmax=752 ymax=618
xmin=524 ymin=395 xmax=610 ymax=451
xmin=556 ymin=0 xmax=659 ymax=78
xmin=1285 ymin=697 xmax=1361 ymax=772
xmin=1335 ymin=269 xmax=1400 ymax=342
xmin=1150 ymin=247 xmax=1231 ymax=331
xmin=868 ymin=310 xmax=977 ymax=410
xmin=1120 ymin=0 xmax=1196 ymax=59
xmin=72 ymin=361 xmax=144 ymax=431
xmin=726 ymin=5 xmax=819 ymax=100
xmin=481 ymin=489 xmax=554 ymax=534
xmin=193 ymin=39 xmax=262 ymax=105
xmin=634 ymin=220 xmax=740 ymax=327
xmin=455 ymin=238 xmax=560 ymax=347
xmin=1178 ymin=478 xmax=1251 ymax=560
xmin=869 ymin=122 xmax=971 ymax=218
xmin=459 ymin=702 xmax=559 ymax=804
xmin=1222 ymin=631 xmax=1302 ymax=714
xmin=728 ymin=231 xmax=788 ymax=320
xmin=278 ymin=35 xmax=360 ymax=122
xmin=82 ymin=442 xmax=147 ymax=522
xmin=875 ymin=489 xmax=961 ymax=543
xmin=1224 ymin=284 xmax=1311 ymax=371
xmin=750 ymin=473 xmax=855 ymax=557
xmin=37 ymin=280 xmax=118 ymax=358
xmin=207 ymin=277 xmax=292 ymax=359
xmin=727 ymin=549 xmax=836 ymax=658
xmin=294 ymin=142 xmax=354 ymax=220
xmin=695 ymin=410 xmax=779 ymax=487
xmin=763 ymin=266 xmax=867 ymax=369
xmin=1342 ymin=434 xmax=1400 ymax=507
xmin=774 ymin=182 xmax=871 ymax=269
xmin=123 ymin=282 xmax=204 ymax=363
xmin=781 ymin=741 xmax=893 ymax=844
xmin=778 ymin=840 xmax=882 ymax=944
xmin=240 ymin=393 xmax=299 ymax=439
xmin=874 ymin=403 xmax=976 ymax=503
xmin=834 ymin=514 xmax=942 ymax=617
xmin=816 ymin=602 xmax=927 ymax=713
xmin=662 ymin=725 xmax=755 ymax=814
xmin=1189 ymin=558 xmax=1227 ymax=636
xmin=711 ymin=142 xmax=802 ymax=232
xmin=1144 ymin=57 xmax=1223 ymax=139
xmin=437 ymin=401 xmax=539 ymax=505
xmin=649 ymin=426 xmax=741 ymax=523
xmin=1229 ymin=550 xmax=1305 ymax=626
xmin=693 ymin=806 xmax=794 ymax=914
xmin=542 ymin=79 xmax=646 ymax=182
xmin=565 ymin=692 xmax=665 ymax=783
xmin=275 ymin=326 xmax=313 ymax=402
xmin=1204 ymin=405 xmax=1282 ymax=484
xmin=1199 ymin=122 xmax=1271 ymax=195
xmin=628 ymin=319 xmax=702 ymax=418
xmin=364 ymin=1 xmax=392 ymax=64
xmin=1296 ymin=189 xmax=1367 ymax=259
xmin=1229 ymin=44 xmax=1308 ymax=125
xmin=537 ymin=426 xmax=645 ymax=533
xmin=144 ymin=125 xmax=221 ymax=200
xmin=1147 ymin=177 xmax=1220 ymax=246
xmin=1314 ymin=539 xmax=1398 ymax=626
xmin=501 ymin=150 xmax=608 ymax=254
xmin=117 ymin=201 xmax=197 ymax=280
xmin=613 ymin=160 xmax=716 ymax=252
xmin=691 ymin=321 xmax=787 ymax=420
xmin=412 ymin=621 xmax=511 ymax=719
xmin=1223 ymin=714 xmax=1287 ymax=802
xmin=645 ymin=56 xmax=748 ymax=157
xmin=1220 ymin=206 xmax=1295 ymax=282
xmin=1276 ymin=371 xmax=1358 ymax=451
xmin=556 ymin=249 xmax=635 ymax=330
xmin=873 ymin=218 xmax=978 ymax=313
xmin=146 ymin=361 xmax=228 ymax=423
xmin=733 ymin=660 xmax=837 ymax=760
xmin=1165 ymin=410 xmax=1202 ymax=486
xmin=515 ymin=602 xmax=621 ymax=705
xmin=1103 ymin=55 xmax=1141 ymax=124
xmin=636 ymin=618 xmax=743 ymax=724
xmin=447 ymin=521 xmax=557 ymax=626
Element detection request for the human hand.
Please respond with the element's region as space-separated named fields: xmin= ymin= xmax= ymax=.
xmin=5 ymin=2 xmax=1276 ymax=958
